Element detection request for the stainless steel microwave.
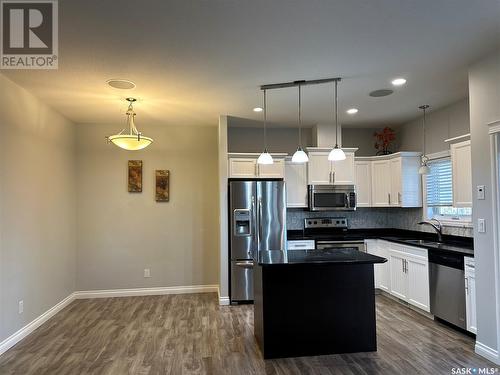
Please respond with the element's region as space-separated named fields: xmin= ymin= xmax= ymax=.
xmin=308 ymin=185 xmax=356 ymax=211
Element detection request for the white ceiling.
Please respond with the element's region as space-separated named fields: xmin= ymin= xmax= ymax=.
xmin=3 ymin=0 xmax=500 ymax=128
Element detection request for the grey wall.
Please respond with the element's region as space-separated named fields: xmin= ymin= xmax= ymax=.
xmin=468 ymin=51 xmax=500 ymax=355
xmin=342 ymin=128 xmax=380 ymax=156
xmin=287 ymin=208 xmax=472 ymax=237
xmin=397 ymin=98 xmax=470 ymax=154
xmin=228 ymin=126 xmax=313 ymax=154
xmin=76 ymin=123 xmax=219 ymax=290
xmin=0 ymin=74 xmax=77 ymax=342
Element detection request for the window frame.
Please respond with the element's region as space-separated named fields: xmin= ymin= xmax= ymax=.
xmin=422 ymin=151 xmax=472 ymax=227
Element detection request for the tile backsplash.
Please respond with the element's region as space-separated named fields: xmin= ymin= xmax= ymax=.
xmin=287 ymin=207 xmax=473 ymax=238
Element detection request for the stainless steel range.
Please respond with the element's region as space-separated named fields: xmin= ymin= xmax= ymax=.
xmin=303 ymin=217 xmax=366 ymax=252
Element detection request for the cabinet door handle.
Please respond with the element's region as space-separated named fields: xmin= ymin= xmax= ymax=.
xmin=329 ymin=171 xmax=332 ymax=183
xmin=398 ymin=192 xmax=401 ymax=204
xmin=405 ymin=259 xmax=408 ymax=273
xmin=402 ymin=259 xmax=404 ymax=273
xmin=388 ymin=193 xmax=391 ymax=205
xmin=465 ymin=277 xmax=469 ymax=295
xmin=332 ymin=171 xmax=335 ymax=184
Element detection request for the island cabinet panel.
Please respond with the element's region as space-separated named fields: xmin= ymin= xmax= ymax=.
xmin=254 ymin=263 xmax=378 ymax=359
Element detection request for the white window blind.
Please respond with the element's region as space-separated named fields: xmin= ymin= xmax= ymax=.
xmin=426 ymin=158 xmax=453 ymax=207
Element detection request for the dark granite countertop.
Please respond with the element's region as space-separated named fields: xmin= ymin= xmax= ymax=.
xmin=257 ymin=248 xmax=387 ymax=266
xmin=287 ymin=228 xmax=474 ymax=256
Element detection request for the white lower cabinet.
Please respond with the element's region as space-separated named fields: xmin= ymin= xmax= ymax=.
xmin=366 ymin=240 xmax=390 ymax=292
xmin=375 ymin=240 xmax=430 ymax=313
xmin=465 ymin=257 xmax=477 ymax=334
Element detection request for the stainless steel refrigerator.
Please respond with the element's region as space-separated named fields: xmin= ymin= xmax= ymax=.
xmin=229 ymin=179 xmax=286 ymax=302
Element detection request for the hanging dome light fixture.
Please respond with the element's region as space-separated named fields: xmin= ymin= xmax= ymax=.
xmin=328 ymin=78 xmax=346 ymax=161
xmin=418 ymin=104 xmax=430 ymax=175
xmin=257 ymin=89 xmax=273 ymax=165
xmin=291 ymin=84 xmax=309 ymax=163
xmin=106 ymin=98 xmax=153 ymax=151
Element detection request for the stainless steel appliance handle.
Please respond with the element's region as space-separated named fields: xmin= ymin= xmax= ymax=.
xmin=259 ymin=198 xmax=263 ymax=240
xmin=235 ymin=261 xmax=254 ymax=268
xmin=251 ymin=196 xmax=257 ymax=254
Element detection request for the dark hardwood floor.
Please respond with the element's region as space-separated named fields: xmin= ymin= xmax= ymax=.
xmin=0 ymin=293 xmax=494 ymax=374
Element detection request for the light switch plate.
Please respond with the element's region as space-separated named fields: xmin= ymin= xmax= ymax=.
xmin=144 ymin=268 xmax=151 ymax=278
xmin=478 ymin=218 xmax=486 ymax=233
xmin=477 ymin=185 xmax=485 ymax=200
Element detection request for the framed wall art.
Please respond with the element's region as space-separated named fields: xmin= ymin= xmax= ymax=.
xmin=128 ymin=160 xmax=143 ymax=192
xmin=155 ymin=170 xmax=170 ymax=202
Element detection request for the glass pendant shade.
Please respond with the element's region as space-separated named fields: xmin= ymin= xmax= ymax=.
xmin=257 ymin=149 xmax=273 ymax=165
xmin=107 ymin=98 xmax=153 ymax=151
xmin=292 ymin=147 xmax=309 ymax=163
xmin=108 ymin=134 xmax=153 ymax=150
xmin=419 ymin=164 xmax=430 ymax=175
xmin=328 ymin=146 xmax=346 ymax=161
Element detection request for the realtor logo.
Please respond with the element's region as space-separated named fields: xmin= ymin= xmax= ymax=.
xmin=1 ymin=0 xmax=58 ymax=69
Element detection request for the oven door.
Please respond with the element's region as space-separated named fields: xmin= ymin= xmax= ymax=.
xmin=316 ymin=240 xmax=366 ymax=252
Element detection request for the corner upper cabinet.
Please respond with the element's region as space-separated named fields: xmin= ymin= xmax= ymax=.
xmin=354 ymin=160 xmax=372 ymax=207
xmin=306 ymin=148 xmax=357 ymax=185
xmin=451 ymin=140 xmax=472 ymax=207
xmin=284 ymin=159 xmax=308 ymax=208
xmin=228 ymin=153 xmax=287 ymax=178
xmin=368 ymin=152 xmax=422 ymax=208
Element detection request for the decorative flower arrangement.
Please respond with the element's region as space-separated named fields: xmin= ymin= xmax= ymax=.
xmin=374 ymin=127 xmax=396 ymax=155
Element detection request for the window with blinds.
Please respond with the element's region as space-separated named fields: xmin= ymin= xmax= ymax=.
xmin=426 ymin=158 xmax=453 ymax=207
xmin=425 ymin=157 xmax=472 ymax=222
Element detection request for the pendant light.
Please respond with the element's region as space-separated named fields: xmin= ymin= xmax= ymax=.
xmin=106 ymin=98 xmax=153 ymax=150
xmin=418 ymin=104 xmax=430 ymax=175
xmin=257 ymin=89 xmax=273 ymax=165
xmin=291 ymin=84 xmax=309 ymax=163
xmin=328 ymin=79 xmax=346 ymax=161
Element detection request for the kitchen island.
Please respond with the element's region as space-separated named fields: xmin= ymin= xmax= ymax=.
xmin=254 ymin=248 xmax=387 ymax=359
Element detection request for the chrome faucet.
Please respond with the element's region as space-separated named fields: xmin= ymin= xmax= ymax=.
xmin=417 ymin=219 xmax=443 ymax=242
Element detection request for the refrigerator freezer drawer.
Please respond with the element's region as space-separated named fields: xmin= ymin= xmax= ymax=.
xmin=231 ymin=260 xmax=254 ymax=302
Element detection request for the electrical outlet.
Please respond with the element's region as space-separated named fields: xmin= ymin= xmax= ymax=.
xmin=144 ymin=268 xmax=151 ymax=278
xmin=478 ymin=218 xmax=486 ymax=233
xmin=18 ymin=300 xmax=23 ymax=314
xmin=477 ymin=185 xmax=485 ymax=200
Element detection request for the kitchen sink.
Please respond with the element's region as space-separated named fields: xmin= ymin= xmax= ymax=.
xmin=405 ymin=239 xmax=444 ymax=246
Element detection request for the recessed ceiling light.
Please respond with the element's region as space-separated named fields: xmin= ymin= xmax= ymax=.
xmin=369 ymin=89 xmax=394 ymax=97
xmin=346 ymin=108 xmax=358 ymax=115
xmin=106 ymin=79 xmax=136 ymax=90
xmin=253 ymin=107 xmax=263 ymax=112
xmin=391 ymin=78 xmax=407 ymax=86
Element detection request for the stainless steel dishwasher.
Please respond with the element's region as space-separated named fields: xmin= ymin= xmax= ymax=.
xmin=429 ymin=250 xmax=466 ymax=329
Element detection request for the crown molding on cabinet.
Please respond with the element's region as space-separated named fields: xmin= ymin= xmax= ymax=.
xmin=488 ymin=119 xmax=500 ymax=135
xmin=354 ymin=151 xmax=422 ymax=161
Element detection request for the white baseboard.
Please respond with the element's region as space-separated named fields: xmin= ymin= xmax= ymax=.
xmin=0 ymin=292 xmax=76 ymax=356
xmin=217 ymin=286 xmax=230 ymax=306
xmin=475 ymin=341 xmax=500 ymax=364
xmin=73 ymin=284 xmax=219 ymax=299
xmin=0 ymin=284 xmax=219 ymax=357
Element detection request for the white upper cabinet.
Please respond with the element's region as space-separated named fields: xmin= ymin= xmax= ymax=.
xmin=285 ymin=160 xmax=308 ymax=208
xmin=355 ymin=160 xmax=372 ymax=207
xmin=307 ymin=151 xmax=331 ymax=184
xmin=359 ymin=152 xmax=422 ymax=208
xmin=228 ymin=154 xmax=287 ymax=179
xmin=451 ymin=140 xmax=472 ymax=207
xmin=229 ymin=158 xmax=258 ymax=178
xmin=258 ymin=159 xmax=285 ymax=178
xmin=371 ymin=160 xmax=392 ymax=206
xmin=307 ymin=148 xmax=357 ymax=185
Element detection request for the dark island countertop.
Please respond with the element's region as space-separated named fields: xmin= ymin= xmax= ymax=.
xmin=257 ymin=248 xmax=387 ymax=266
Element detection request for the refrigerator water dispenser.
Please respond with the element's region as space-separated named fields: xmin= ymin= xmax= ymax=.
xmin=234 ymin=209 xmax=251 ymax=236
